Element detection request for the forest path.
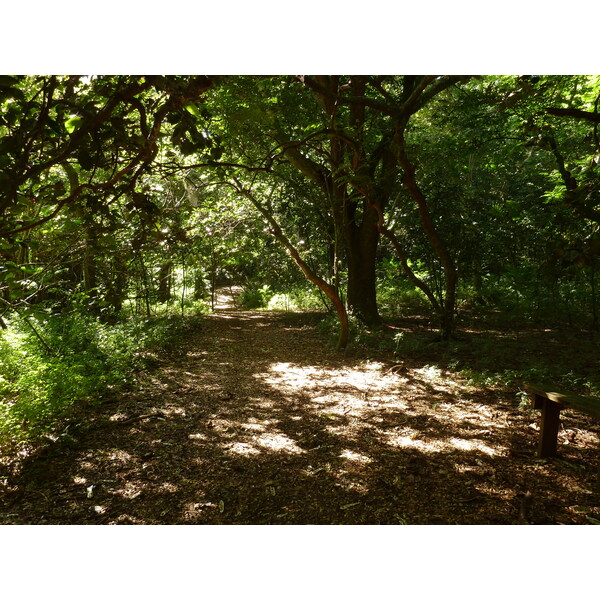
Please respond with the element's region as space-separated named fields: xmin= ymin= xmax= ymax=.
xmin=1 ymin=297 xmax=599 ymax=524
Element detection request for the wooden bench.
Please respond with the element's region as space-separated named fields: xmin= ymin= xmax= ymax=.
xmin=525 ymin=382 xmax=600 ymax=458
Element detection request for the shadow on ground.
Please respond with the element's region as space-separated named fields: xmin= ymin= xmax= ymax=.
xmin=1 ymin=310 xmax=598 ymax=524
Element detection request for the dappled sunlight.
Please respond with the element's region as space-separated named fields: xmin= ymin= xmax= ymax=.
xmin=109 ymin=413 xmax=129 ymax=422
xmin=447 ymin=437 xmax=499 ymax=455
xmin=228 ymin=442 xmax=262 ymax=456
xmin=411 ymin=365 xmax=466 ymax=394
xmin=5 ymin=307 xmax=598 ymax=526
xmin=379 ymin=426 xmax=500 ymax=456
xmin=160 ymin=405 xmax=187 ymax=418
xmin=242 ymin=422 xmax=267 ymax=432
xmin=158 ymin=482 xmax=179 ymax=493
xmin=256 ymin=358 xmax=507 ymax=456
xmin=107 ymin=449 xmax=133 ymax=463
xmin=339 ymin=449 xmax=373 ymax=464
xmin=254 ymin=432 xmax=305 ymax=454
xmin=383 ymin=431 xmax=438 ymax=452
xmin=214 ymin=313 xmax=271 ymax=321
xmin=226 ymin=430 xmax=306 ymax=456
xmin=115 ymin=480 xmax=146 ymax=500
xmin=264 ymin=360 xmax=397 ymax=396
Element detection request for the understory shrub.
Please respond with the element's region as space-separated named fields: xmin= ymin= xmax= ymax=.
xmin=0 ymin=311 xmax=202 ymax=445
xmin=240 ymin=284 xmax=323 ymax=311
xmin=267 ymin=289 xmax=323 ymax=312
xmin=377 ymin=279 xmax=432 ymax=317
xmin=239 ymin=284 xmax=273 ymax=308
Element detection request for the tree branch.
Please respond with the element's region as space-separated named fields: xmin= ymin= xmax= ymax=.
xmin=547 ymin=107 xmax=600 ymax=123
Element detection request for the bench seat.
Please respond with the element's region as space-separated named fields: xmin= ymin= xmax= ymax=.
xmin=524 ymin=382 xmax=600 ymax=457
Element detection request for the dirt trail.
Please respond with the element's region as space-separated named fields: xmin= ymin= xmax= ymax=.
xmin=1 ymin=292 xmax=598 ymax=524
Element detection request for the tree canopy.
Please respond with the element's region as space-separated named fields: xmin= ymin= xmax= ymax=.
xmin=2 ymin=74 xmax=599 ymax=344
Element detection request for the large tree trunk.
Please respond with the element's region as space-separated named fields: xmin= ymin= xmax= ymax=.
xmin=342 ymin=76 xmax=382 ymax=326
xmin=345 ymin=203 xmax=381 ymax=326
xmin=290 ymin=76 xmax=383 ymax=328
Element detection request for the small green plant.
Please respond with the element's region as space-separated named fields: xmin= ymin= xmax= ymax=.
xmin=515 ymin=389 xmax=530 ymax=409
xmin=239 ymin=284 xmax=273 ymax=308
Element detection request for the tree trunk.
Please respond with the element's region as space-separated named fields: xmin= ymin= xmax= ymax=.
xmin=241 ymin=185 xmax=350 ymax=350
xmin=193 ymin=270 xmax=206 ymax=300
xmin=395 ymin=125 xmax=458 ymax=339
xmin=286 ymin=76 xmax=383 ymax=328
xmin=105 ymin=254 xmax=127 ymax=313
xmin=158 ymin=260 xmax=173 ymax=303
xmin=345 ymin=203 xmax=382 ymax=326
xmin=342 ymin=76 xmax=381 ymax=326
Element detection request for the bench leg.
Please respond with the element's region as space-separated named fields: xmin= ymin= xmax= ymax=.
xmin=535 ymin=395 xmax=562 ymax=458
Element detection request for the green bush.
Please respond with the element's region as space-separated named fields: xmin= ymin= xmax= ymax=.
xmin=267 ymin=293 xmax=297 ymax=311
xmin=377 ymin=279 xmax=432 ymax=317
xmin=0 ymin=311 xmax=203 ymax=444
xmin=289 ymin=287 xmax=325 ymax=311
xmin=239 ymin=284 xmax=273 ymax=308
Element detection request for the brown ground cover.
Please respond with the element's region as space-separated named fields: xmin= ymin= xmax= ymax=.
xmin=0 ymin=290 xmax=598 ymax=525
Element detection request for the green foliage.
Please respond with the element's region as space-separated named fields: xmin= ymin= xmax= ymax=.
xmin=377 ymin=279 xmax=432 ymax=317
xmin=0 ymin=312 xmax=202 ymax=444
xmin=266 ymin=288 xmax=323 ymax=312
xmin=391 ymin=331 xmax=429 ymax=356
xmin=238 ymin=284 xmax=322 ymax=311
xmin=267 ymin=293 xmax=298 ymax=311
xmin=287 ymin=288 xmax=324 ymax=311
xmin=239 ymin=284 xmax=273 ymax=308
xmin=2 ymin=74 xmax=600 ymax=421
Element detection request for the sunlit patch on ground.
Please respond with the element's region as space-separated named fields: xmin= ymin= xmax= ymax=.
xmin=107 ymin=450 xmax=133 ymax=464
xmin=161 ymin=406 xmax=187 ymax=417
xmin=447 ymin=437 xmax=499 ymax=455
xmin=242 ymin=419 xmax=271 ymax=432
xmin=3 ymin=304 xmax=599 ymax=526
xmin=159 ymin=482 xmax=179 ymax=493
xmin=339 ymin=449 xmax=372 ymax=463
xmin=109 ymin=413 xmax=129 ymax=422
xmin=254 ymin=432 xmax=305 ymax=454
xmin=226 ymin=431 xmax=305 ymax=456
xmin=183 ymin=501 xmax=215 ymax=520
xmin=383 ymin=432 xmax=437 ymax=452
xmin=227 ymin=442 xmax=261 ymax=456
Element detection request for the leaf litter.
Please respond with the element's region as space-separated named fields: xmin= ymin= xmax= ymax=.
xmin=0 ymin=292 xmax=598 ymax=524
